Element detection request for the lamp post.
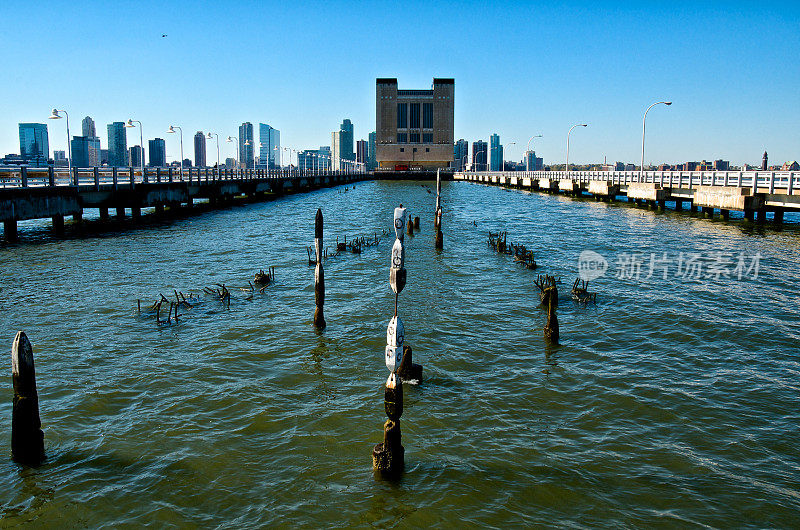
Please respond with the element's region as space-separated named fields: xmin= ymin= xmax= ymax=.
xmin=226 ymin=136 xmax=238 ymax=176
xmin=473 ymin=144 xmax=486 ymax=172
xmin=526 ymin=134 xmax=543 ymax=171
xmin=206 ymin=132 xmax=220 ymax=170
xmin=48 ymin=109 xmax=70 ymax=177
xmin=641 ymin=101 xmax=672 ymax=179
xmin=125 ymin=119 xmax=144 ymax=177
xmin=503 ymin=141 xmax=516 ymax=171
xmin=566 ymin=124 xmax=587 ymax=173
xmin=167 ymin=125 xmax=183 ymax=178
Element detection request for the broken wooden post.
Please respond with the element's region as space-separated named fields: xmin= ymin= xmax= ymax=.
xmin=413 ymin=216 xmax=420 ymax=229
xmin=406 ymin=211 xmax=414 ymax=236
xmin=397 ymin=344 xmax=422 ymax=382
xmin=11 ymin=332 xmax=45 ymax=466
xmin=374 ymin=205 xmax=408 ymax=475
xmin=543 ymin=285 xmax=559 ymax=344
xmin=313 ymin=208 xmax=326 ymax=329
xmin=434 ymin=169 xmax=443 ymax=249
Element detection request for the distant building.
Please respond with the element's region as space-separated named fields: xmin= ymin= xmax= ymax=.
xmin=194 ymin=131 xmax=206 ymax=167
xmin=454 ymin=139 xmax=469 ymax=170
xmin=624 ymin=163 xmax=636 ymax=171
xmin=18 ymin=123 xmax=49 ymax=167
xmin=525 ymin=151 xmax=543 ymax=171
xmin=340 ymin=119 xmax=354 ymax=162
xmin=81 ymin=116 xmax=96 ymax=138
xmin=148 ymin=138 xmax=166 ymax=167
xmin=762 ymin=151 xmax=768 ymax=170
xmin=0 ymin=154 xmax=25 ymax=166
xmin=471 ymin=140 xmax=487 ymax=171
xmin=375 ymin=78 xmax=455 ymax=170
xmin=129 ymin=145 xmax=143 ymax=168
xmin=782 ymin=161 xmax=799 ymax=171
xmin=239 ymin=122 xmax=254 ymax=169
xmin=53 ymin=150 xmax=67 ymax=167
xmin=489 ymin=134 xmax=503 ymax=171
xmin=225 ymin=157 xmax=236 ymax=169
xmin=331 ymin=131 xmax=341 ymax=169
xmin=298 ymin=149 xmax=331 ymax=171
xmin=107 ymin=122 xmax=128 ymax=167
xmin=100 ymin=149 xmax=109 ymax=166
xmin=713 ymin=159 xmax=730 ymax=171
xmin=71 ymin=135 xmax=101 ymax=167
xmin=259 ymin=123 xmax=280 ymax=168
xmin=356 ymin=139 xmax=368 ymax=165
xmin=368 ymin=131 xmax=377 ymax=170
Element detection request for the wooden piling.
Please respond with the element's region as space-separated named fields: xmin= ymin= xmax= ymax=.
xmin=543 ymin=286 xmax=559 ymax=345
xmin=4 ymin=220 xmax=18 ymax=242
xmin=397 ymin=345 xmax=422 ymax=382
xmin=313 ymin=209 xmax=326 ymax=329
xmin=413 ymin=216 xmax=420 ymax=229
xmin=52 ymin=215 xmax=64 ymax=235
xmin=372 ymin=373 xmax=405 ymax=475
xmin=11 ymin=332 xmax=45 ymax=466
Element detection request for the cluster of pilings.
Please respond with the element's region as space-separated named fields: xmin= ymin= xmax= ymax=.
xmin=488 ymin=231 xmax=537 ymax=269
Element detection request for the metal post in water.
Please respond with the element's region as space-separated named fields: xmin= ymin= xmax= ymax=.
xmin=313 ymin=209 xmax=326 ymax=329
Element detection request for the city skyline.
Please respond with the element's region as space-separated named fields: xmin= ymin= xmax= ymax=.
xmin=0 ymin=1 xmax=798 ymax=166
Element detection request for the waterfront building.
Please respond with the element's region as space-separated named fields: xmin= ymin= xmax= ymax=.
xmin=100 ymin=149 xmax=108 ymax=166
xmin=54 ymin=150 xmax=68 ymax=167
xmin=356 ymin=139 xmax=368 ymax=165
xmin=340 ymin=119 xmax=354 ymax=162
xmin=259 ymin=123 xmax=280 ymax=168
xmin=525 ymin=151 xmax=544 ymax=171
xmin=331 ymin=131 xmax=341 ymax=169
xmin=194 ymin=131 xmax=206 ymax=168
xmin=18 ymin=123 xmax=49 ymax=167
xmin=781 ymin=161 xmax=799 ymax=171
xmin=453 ymin=139 xmax=469 ymax=171
xmin=129 ymin=145 xmax=143 ymax=168
xmin=368 ymin=131 xmax=377 ymax=170
xmin=81 ymin=116 xmax=96 ymax=138
xmin=148 ymin=138 xmax=166 ymax=167
xmin=225 ymin=157 xmax=236 ymax=169
xmin=471 ymin=140 xmax=487 ymax=171
xmin=107 ymin=122 xmax=128 ymax=167
xmin=489 ymin=134 xmax=503 ymax=171
xmin=239 ymin=122 xmax=254 ymax=169
xmin=375 ymin=77 xmax=455 ymax=170
xmin=70 ymin=135 xmax=101 ymax=167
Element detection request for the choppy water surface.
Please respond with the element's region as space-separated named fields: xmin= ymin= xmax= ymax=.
xmin=1 ymin=180 xmax=799 ymax=527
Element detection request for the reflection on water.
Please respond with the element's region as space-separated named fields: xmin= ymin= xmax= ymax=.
xmin=0 ymin=180 xmax=799 ymax=526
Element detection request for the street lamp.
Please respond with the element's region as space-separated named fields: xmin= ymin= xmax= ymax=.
xmin=125 ymin=119 xmax=144 ymax=176
xmin=526 ymin=134 xmax=543 ymax=171
xmin=167 ymin=125 xmax=183 ymax=177
xmin=503 ymin=141 xmax=516 ymax=171
xmin=48 ymin=108 xmax=70 ymax=177
xmin=226 ymin=136 xmax=238 ymax=175
xmin=566 ymin=124 xmax=587 ymax=173
xmin=641 ymin=101 xmax=672 ymax=178
xmin=206 ymin=132 xmax=220 ymax=169
xmin=473 ymin=144 xmax=487 ymax=172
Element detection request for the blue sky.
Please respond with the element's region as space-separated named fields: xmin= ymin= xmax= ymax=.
xmin=1 ymin=0 xmax=798 ymax=166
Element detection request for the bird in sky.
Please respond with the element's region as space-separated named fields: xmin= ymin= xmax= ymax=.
xmin=162 ymin=34 xmax=167 ymax=37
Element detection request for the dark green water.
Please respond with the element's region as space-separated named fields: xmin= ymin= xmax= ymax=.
xmin=1 ymin=180 xmax=799 ymax=527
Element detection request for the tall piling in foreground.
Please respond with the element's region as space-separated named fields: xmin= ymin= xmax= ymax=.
xmin=543 ymin=286 xmax=559 ymax=344
xmin=373 ymin=205 xmax=409 ymax=475
xmin=313 ymin=209 xmax=326 ymax=329
xmin=11 ymin=332 xmax=45 ymax=466
xmin=434 ymin=169 xmax=443 ymax=249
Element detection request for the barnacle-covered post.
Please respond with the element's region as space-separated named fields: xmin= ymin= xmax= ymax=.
xmin=434 ymin=169 xmax=443 ymax=249
xmin=313 ymin=209 xmax=326 ymax=329
xmin=373 ymin=205 xmax=408 ymax=475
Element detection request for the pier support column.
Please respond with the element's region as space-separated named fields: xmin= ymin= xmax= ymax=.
xmin=720 ymin=209 xmax=730 ymax=220
xmin=658 ymin=200 xmax=665 ymax=211
xmin=774 ymin=209 xmax=784 ymax=224
xmin=702 ymin=207 xmax=714 ymax=218
xmin=131 ymin=207 xmax=141 ymax=221
xmin=52 ymin=215 xmax=64 ymax=235
xmin=99 ymin=207 xmax=109 ymax=219
xmin=4 ymin=220 xmax=18 ymax=242
xmin=72 ymin=210 xmax=83 ymax=222
xmin=187 ymin=197 xmax=193 ymax=209
xmin=674 ymin=200 xmax=683 ymax=211
xmin=756 ymin=207 xmax=767 ymax=224
xmin=155 ymin=203 xmax=164 ymax=215
xmin=744 ymin=208 xmax=754 ymax=222
xmin=690 ymin=203 xmax=698 ymax=213
xmin=116 ymin=207 xmax=125 ymax=220
xmin=648 ymin=200 xmax=657 ymax=210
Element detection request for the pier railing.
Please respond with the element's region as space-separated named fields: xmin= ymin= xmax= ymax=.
xmin=0 ymin=166 xmax=367 ymax=189
xmin=455 ymin=170 xmax=798 ymax=194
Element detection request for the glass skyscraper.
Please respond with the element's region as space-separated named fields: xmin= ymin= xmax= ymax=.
xmin=18 ymin=123 xmax=49 ymax=167
xmin=148 ymin=138 xmax=166 ymax=167
xmin=107 ymin=122 xmax=128 ymax=167
xmin=489 ymin=134 xmax=503 ymax=171
xmin=259 ymin=123 xmax=280 ymax=169
xmin=368 ymin=131 xmax=377 ymax=170
xmin=239 ymin=122 xmax=254 ymax=169
xmin=194 ymin=131 xmax=206 ymax=167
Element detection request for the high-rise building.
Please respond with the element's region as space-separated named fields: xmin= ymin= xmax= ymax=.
xmin=375 ymin=78 xmax=455 ymax=170
xmin=81 ymin=116 xmax=96 ymax=138
xmin=129 ymin=145 xmax=143 ymax=168
xmin=71 ymin=136 xmax=101 ymax=167
xmin=239 ymin=122 xmax=254 ymax=169
xmin=471 ymin=141 xmax=487 ymax=171
xmin=331 ymin=131 xmax=341 ymax=169
xmin=107 ymin=122 xmax=128 ymax=167
xmin=194 ymin=131 xmax=206 ymax=167
xmin=148 ymin=138 xmax=166 ymax=167
xmin=454 ymin=139 xmax=469 ymax=170
xmin=18 ymin=123 xmax=49 ymax=167
xmin=259 ymin=123 xmax=280 ymax=168
xmin=340 ymin=119 xmax=354 ymax=162
xmin=356 ymin=139 xmax=368 ymax=165
xmin=489 ymin=134 xmax=503 ymax=171
xmin=368 ymin=131 xmax=377 ymax=170
xmin=525 ymin=151 xmax=543 ymax=171
xmin=100 ymin=149 xmax=109 ymax=166
xmin=54 ymin=150 xmax=68 ymax=167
